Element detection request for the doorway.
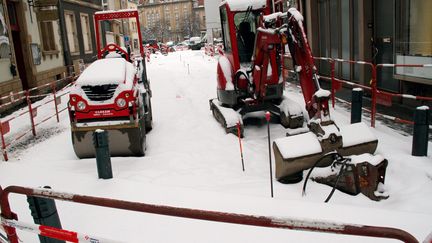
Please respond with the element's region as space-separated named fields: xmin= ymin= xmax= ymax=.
xmin=373 ymin=0 xmax=399 ymax=92
xmin=7 ymin=1 xmax=30 ymax=90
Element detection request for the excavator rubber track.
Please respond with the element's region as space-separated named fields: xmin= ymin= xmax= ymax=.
xmin=210 ymin=96 xmax=305 ymax=137
xmin=71 ymin=117 xmax=146 ymax=159
xmin=210 ymin=98 xmax=244 ymax=137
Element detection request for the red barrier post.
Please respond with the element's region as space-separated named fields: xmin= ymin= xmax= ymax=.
xmin=51 ymin=83 xmax=60 ymax=123
xmin=0 ymin=121 xmax=8 ymax=161
xmin=0 ymin=186 xmax=19 ymax=243
xmin=26 ymin=91 xmax=36 ymax=136
xmin=330 ymin=60 xmax=336 ymax=108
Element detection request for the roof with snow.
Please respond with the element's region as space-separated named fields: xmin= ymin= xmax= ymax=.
xmin=221 ymin=0 xmax=267 ymax=11
xmin=76 ymin=58 xmax=136 ymax=86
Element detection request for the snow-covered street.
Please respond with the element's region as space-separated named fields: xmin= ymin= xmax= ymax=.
xmin=1 ymin=51 xmax=431 ymax=242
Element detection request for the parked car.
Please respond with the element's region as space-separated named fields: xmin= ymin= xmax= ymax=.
xmin=174 ymin=42 xmax=190 ymax=51
xmin=189 ymin=36 xmax=204 ymax=50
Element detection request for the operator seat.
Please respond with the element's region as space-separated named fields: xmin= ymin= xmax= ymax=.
xmin=237 ymin=22 xmax=255 ymax=63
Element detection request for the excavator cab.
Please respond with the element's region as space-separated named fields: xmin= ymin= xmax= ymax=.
xmin=234 ymin=12 xmax=258 ymax=63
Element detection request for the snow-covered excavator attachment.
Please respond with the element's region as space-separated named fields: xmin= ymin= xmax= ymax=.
xmin=274 ymin=122 xmax=378 ymax=183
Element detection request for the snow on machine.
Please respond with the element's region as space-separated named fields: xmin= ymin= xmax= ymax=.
xmin=68 ymin=10 xmax=152 ymax=158
xmin=210 ymin=0 xmax=381 ymax=184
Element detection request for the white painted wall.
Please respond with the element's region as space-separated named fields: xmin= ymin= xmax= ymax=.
xmin=204 ymin=0 xmax=222 ymax=44
xmin=24 ymin=3 xmax=64 ymax=73
xmin=0 ymin=3 xmax=13 ymax=83
xmin=0 ymin=59 xmax=13 ymax=83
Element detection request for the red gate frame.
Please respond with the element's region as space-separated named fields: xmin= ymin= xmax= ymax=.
xmin=0 ymin=185 xmax=420 ymax=243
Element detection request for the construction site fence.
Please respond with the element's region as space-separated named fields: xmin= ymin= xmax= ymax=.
xmin=0 ymin=185 xmax=423 ymax=243
xmin=0 ymin=75 xmax=77 ymax=161
xmin=204 ymin=43 xmax=224 ymax=57
xmin=284 ymin=56 xmax=431 ymax=128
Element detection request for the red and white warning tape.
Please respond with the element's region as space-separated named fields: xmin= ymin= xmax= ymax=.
xmin=1 ymin=218 xmax=121 ymax=243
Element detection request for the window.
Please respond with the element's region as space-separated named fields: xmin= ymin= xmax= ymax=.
xmin=80 ymin=14 xmax=92 ymax=52
xmin=396 ymin=0 xmax=432 ymax=57
xmin=395 ymin=0 xmax=432 ymax=81
xmin=0 ymin=3 xmax=11 ymax=59
xmin=65 ymin=11 xmax=79 ymax=54
xmin=316 ymin=0 xmax=359 ymax=81
xmin=234 ymin=11 xmax=258 ymax=62
xmin=40 ymin=21 xmax=57 ymax=52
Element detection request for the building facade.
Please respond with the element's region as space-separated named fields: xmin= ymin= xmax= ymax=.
xmin=300 ymin=0 xmax=432 ymax=100
xmin=139 ymin=0 xmax=204 ymax=43
xmin=0 ymin=0 xmax=66 ymax=101
xmin=101 ymin=0 xmax=129 ymax=48
xmin=193 ymin=0 xmax=205 ymax=37
xmin=59 ymin=0 xmax=101 ymax=68
xmin=203 ymin=0 xmax=222 ymax=44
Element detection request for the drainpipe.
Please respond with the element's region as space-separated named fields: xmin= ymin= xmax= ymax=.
xmin=57 ymin=0 xmax=72 ymax=72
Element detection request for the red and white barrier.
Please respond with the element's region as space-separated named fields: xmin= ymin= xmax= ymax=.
xmin=1 ymin=218 xmax=119 ymax=243
xmin=310 ymin=57 xmax=432 ymax=127
xmin=0 ymin=185 xmax=421 ymax=243
xmin=0 ymin=76 xmax=75 ymax=161
xmin=144 ymin=48 xmax=151 ymax=62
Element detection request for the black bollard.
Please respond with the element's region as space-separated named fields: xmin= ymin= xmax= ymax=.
xmin=93 ymin=129 xmax=113 ymax=179
xmin=412 ymin=106 xmax=429 ymax=156
xmin=351 ymin=88 xmax=363 ymax=124
xmin=27 ymin=186 xmax=65 ymax=243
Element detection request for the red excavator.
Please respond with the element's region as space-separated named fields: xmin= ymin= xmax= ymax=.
xmin=68 ymin=10 xmax=152 ymax=158
xmin=210 ymin=0 xmax=381 ymax=184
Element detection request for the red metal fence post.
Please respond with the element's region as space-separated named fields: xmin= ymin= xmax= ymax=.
xmin=51 ymin=83 xmax=60 ymax=123
xmin=0 ymin=186 xmax=19 ymax=243
xmin=0 ymin=121 xmax=8 ymax=161
xmin=26 ymin=91 xmax=36 ymax=136
xmin=330 ymin=60 xmax=336 ymax=108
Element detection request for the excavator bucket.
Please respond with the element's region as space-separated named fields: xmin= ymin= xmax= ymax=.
xmin=311 ymin=155 xmax=389 ymax=201
xmin=273 ymin=122 xmax=378 ymax=183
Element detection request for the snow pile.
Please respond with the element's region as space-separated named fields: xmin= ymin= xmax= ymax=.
xmin=340 ymin=123 xmax=377 ymax=147
xmin=278 ymin=96 xmax=303 ymax=118
xmin=218 ymin=56 xmax=234 ymax=90
xmin=105 ymin=52 xmax=122 ymax=59
xmin=263 ymin=12 xmax=286 ymax=23
xmin=212 ymin=99 xmax=242 ymax=127
xmin=274 ymin=132 xmax=322 ymax=159
xmin=349 ymin=153 xmax=386 ymax=166
xmin=288 ymin=8 xmax=304 ymax=22
xmin=75 ymin=58 xmax=133 ymax=86
xmin=320 ymin=124 xmax=341 ymax=140
xmin=71 ymin=58 xmax=137 ymax=105
xmin=314 ymin=88 xmax=331 ymax=98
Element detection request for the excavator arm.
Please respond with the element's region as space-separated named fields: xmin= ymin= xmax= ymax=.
xmin=249 ymin=8 xmax=331 ymax=121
